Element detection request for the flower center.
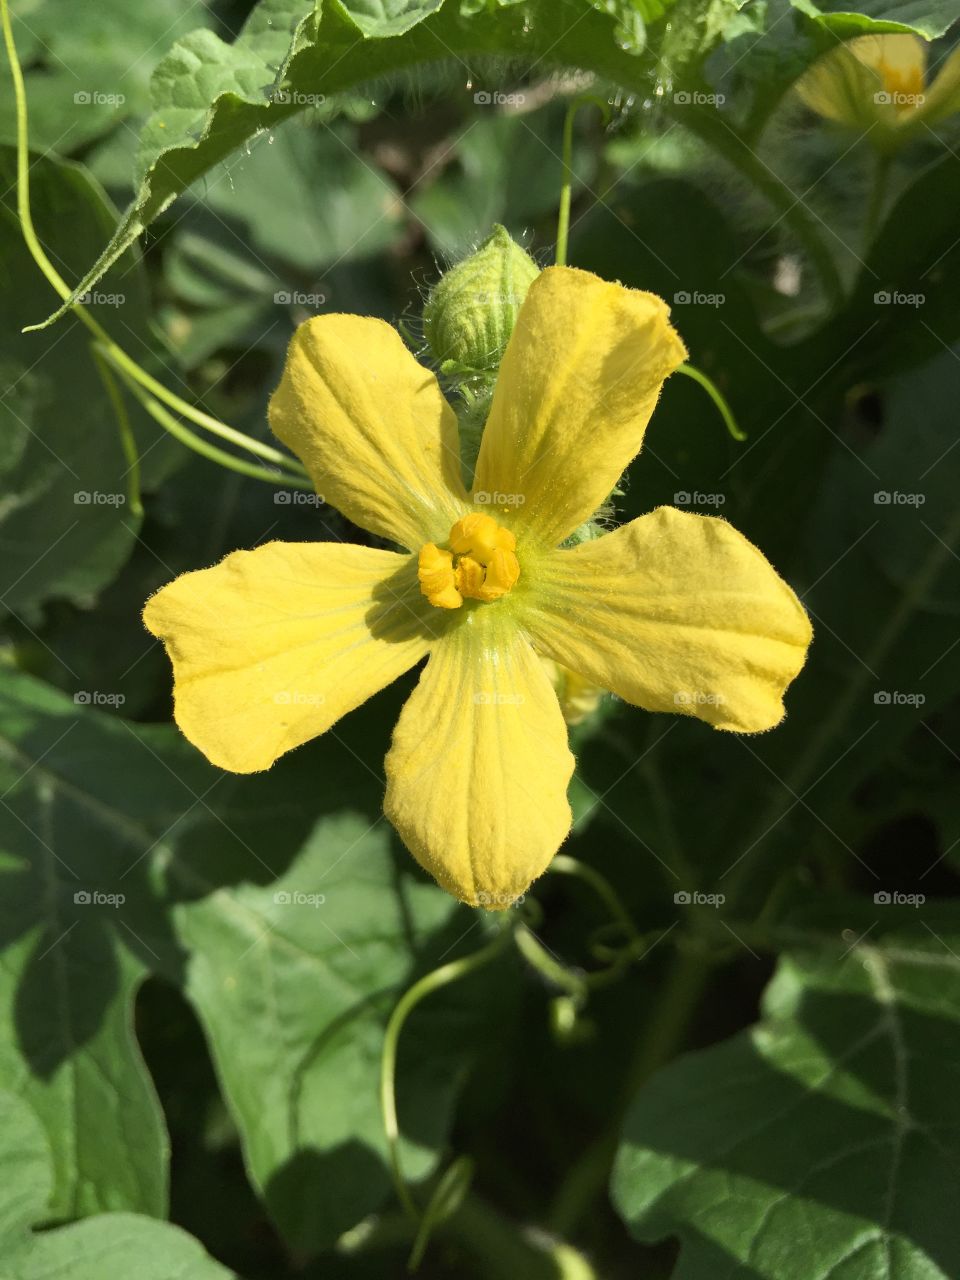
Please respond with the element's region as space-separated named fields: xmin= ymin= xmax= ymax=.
xmin=418 ymin=514 xmax=520 ymax=610
xmin=879 ymin=59 xmax=925 ymax=111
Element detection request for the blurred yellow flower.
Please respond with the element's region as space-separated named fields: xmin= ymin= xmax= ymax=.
xmin=796 ymin=33 xmax=960 ymax=144
xmin=144 ymin=267 xmax=811 ymax=909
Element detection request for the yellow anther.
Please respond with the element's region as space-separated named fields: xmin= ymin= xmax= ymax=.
xmin=455 ymin=555 xmax=486 ymax=598
xmin=419 ymin=516 xmax=520 ymax=609
xmin=418 ymin=543 xmax=463 ymax=609
xmin=474 ymin=547 xmax=520 ymax=601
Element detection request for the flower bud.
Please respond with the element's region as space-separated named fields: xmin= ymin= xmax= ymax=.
xmin=423 ymin=225 xmax=540 ymax=374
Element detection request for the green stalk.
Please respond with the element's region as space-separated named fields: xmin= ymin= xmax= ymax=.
xmin=109 ymin=357 xmax=313 ymax=489
xmin=379 ymin=928 xmax=512 ymax=1221
xmin=676 ymin=103 xmax=845 ymax=311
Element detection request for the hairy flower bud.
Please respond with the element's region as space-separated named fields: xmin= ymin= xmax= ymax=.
xmin=423 ymin=224 xmax=540 ymax=374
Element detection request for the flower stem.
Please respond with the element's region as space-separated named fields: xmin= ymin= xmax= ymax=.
xmin=379 ymin=926 xmax=512 ymax=1221
xmin=675 ymin=104 xmax=845 ymax=311
xmin=555 ymin=95 xmax=611 ymax=268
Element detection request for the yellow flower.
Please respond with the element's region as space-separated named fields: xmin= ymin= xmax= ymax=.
xmin=795 ymin=33 xmax=960 ymax=143
xmin=143 ymin=267 xmax=812 ymax=909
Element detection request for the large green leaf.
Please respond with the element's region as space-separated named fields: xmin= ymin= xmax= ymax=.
xmin=0 ymin=148 xmax=151 ymax=622
xmin=613 ymin=927 xmax=960 ymax=1278
xmin=0 ymin=670 xmax=214 ymax=1218
xmin=0 ymin=1090 xmax=233 ymax=1279
xmin=0 ymin=667 xmax=510 ymax=1252
xmin=791 ymin=0 xmax=960 ymax=38
xmin=172 ymin=811 xmax=503 ymax=1251
xmin=25 ymin=0 xmax=699 ymax=330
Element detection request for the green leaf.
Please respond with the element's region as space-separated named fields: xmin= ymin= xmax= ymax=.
xmin=0 ymin=666 xmax=508 ymax=1252
xmin=0 ymin=1091 xmax=51 ymax=1250
xmin=338 ymin=0 xmax=446 ymax=36
xmin=173 ymin=806 xmax=501 ymax=1251
xmin=0 ymin=1089 xmax=233 ymax=1279
xmin=613 ymin=931 xmax=960 ymax=1278
xmin=0 ymin=0 xmax=218 ymax=156
xmin=26 ymin=0 xmax=693 ymax=330
xmin=189 ymin=116 xmax=404 ymax=274
xmin=0 ymin=670 xmax=212 ymax=1218
xmin=0 ymin=148 xmax=150 ymax=621
xmin=790 ymin=0 xmax=960 ymax=38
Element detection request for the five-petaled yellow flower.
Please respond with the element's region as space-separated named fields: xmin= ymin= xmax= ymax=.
xmin=796 ymin=33 xmax=960 ymax=145
xmin=144 ymin=267 xmax=812 ymax=908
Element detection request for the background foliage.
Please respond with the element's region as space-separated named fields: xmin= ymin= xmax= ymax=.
xmin=2 ymin=0 xmax=959 ymax=1276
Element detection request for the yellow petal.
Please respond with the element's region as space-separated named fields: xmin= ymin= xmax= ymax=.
xmin=269 ymin=315 xmax=469 ymax=549
xmin=384 ymin=614 xmax=574 ymax=908
xmin=920 ymin=45 xmax=960 ymax=125
xmin=471 ymin=266 xmax=687 ymax=548
xmin=144 ymin=541 xmax=436 ymax=772
xmin=526 ymin=507 xmax=812 ymax=734
xmin=795 ymin=35 xmax=926 ymax=131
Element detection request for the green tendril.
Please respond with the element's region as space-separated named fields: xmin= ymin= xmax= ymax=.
xmin=677 ymin=362 xmax=747 ymax=442
xmin=1 ymin=0 xmax=310 ymax=484
xmin=379 ymin=926 xmax=512 ymax=1231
